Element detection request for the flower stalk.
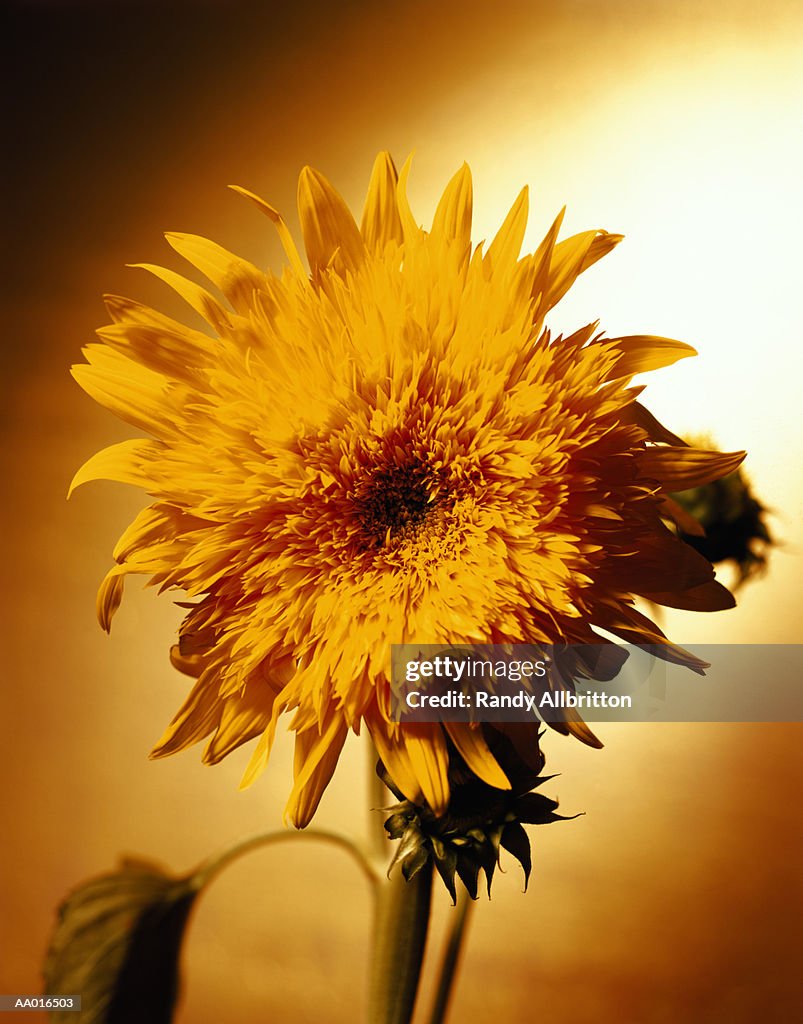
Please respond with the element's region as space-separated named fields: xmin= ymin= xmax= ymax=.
xmin=368 ymin=861 xmax=433 ymax=1024
xmin=426 ymin=887 xmax=474 ymax=1024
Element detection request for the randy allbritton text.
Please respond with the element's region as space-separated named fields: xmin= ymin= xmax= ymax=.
xmin=404 ymin=690 xmax=633 ymax=713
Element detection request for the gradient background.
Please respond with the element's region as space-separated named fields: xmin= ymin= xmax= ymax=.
xmin=3 ymin=1 xmax=802 ymax=1021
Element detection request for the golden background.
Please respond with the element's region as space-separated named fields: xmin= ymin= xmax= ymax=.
xmin=3 ymin=1 xmax=802 ymax=1020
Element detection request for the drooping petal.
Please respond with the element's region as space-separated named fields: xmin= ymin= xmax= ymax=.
xmin=150 ymin=668 xmax=223 ymax=758
xmin=444 ymin=723 xmax=511 ymax=790
xmin=69 ymin=439 xmax=162 ymax=497
xmin=203 ymin=682 xmax=279 ymax=765
xmin=238 ymin=708 xmax=283 ymax=790
xmin=371 ymin=725 xmax=424 ymax=806
xmin=228 ymin=184 xmax=308 ymax=279
xmin=403 ymin=726 xmax=450 ymax=816
xmin=96 ymin=568 xmax=125 ymax=633
xmin=659 ymin=495 xmax=706 ymax=537
xmin=285 ymin=711 xmax=349 ymax=827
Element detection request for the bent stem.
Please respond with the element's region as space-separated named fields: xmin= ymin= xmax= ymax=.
xmin=194 ymin=828 xmax=380 ymax=891
xmin=368 ymin=862 xmax=433 ymax=1024
xmin=426 ymin=887 xmax=474 ymax=1024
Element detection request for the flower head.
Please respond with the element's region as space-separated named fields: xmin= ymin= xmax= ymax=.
xmin=381 ymin=727 xmax=573 ymax=901
xmin=670 ymin=453 xmax=772 ymax=587
xmin=71 ymin=154 xmax=744 ymax=826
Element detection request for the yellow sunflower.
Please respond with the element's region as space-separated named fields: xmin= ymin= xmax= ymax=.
xmin=71 ymin=153 xmax=743 ymax=827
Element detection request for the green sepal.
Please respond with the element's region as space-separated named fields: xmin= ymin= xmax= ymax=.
xmin=455 ymin=856 xmax=481 ymax=901
xmin=500 ymin=821 xmax=532 ymax=890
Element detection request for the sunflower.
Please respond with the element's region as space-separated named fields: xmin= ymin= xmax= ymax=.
xmin=71 ymin=153 xmax=743 ymax=827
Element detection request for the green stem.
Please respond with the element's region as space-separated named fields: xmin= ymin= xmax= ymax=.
xmin=368 ymin=739 xmax=391 ymax=864
xmin=426 ymin=887 xmax=474 ymax=1024
xmin=368 ymin=862 xmax=433 ymax=1024
xmin=193 ymin=828 xmax=380 ymax=891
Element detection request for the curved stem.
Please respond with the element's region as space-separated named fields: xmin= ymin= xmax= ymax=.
xmin=368 ymin=862 xmax=433 ymax=1024
xmin=193 ymin=827 xmax=380 ymax=892
xmin=426 ymin=887 xmax=474 ymax=1024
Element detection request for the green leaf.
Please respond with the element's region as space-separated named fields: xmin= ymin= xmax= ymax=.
xmin=43 ymin=828 xmax=378 ymax=1024
xmin=43 ymin=857 xmax=200 ymax=1024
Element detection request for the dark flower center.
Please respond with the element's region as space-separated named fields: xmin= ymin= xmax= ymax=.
xmin=356 ymin=462 xmax=435 ymax=548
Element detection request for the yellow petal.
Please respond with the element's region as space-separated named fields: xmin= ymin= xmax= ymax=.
xmin=485 ymin=186 xmax=529 ymax=272
xmin=528 ymin=207 xmax=565 ymax=324
xmin=659 ymin=495 xmax=706 ymax=537
xmin=95 ymin=321 xmax=215 ymax=382
xmin=542 ymin=229 xmax=599 ymax=311
xmin=579 ymin=230 xmax=624 ymax=273
xmin=431 ymin=163 xmax=473 ymax=255
xmin=404 ymin=726 xmax=450 ymax=815
xmin=360 ymin=151 xmax=403 ymax=253
xmin=204 ymin=684 xmax=278 ymax=765
xmin=604 ymin=335 xmax=697 ymax=378
xmin=297 ymin=166 xmax=365 ymax=277
xmin=69 ymin=439 xmax=160 ymax=497
xmin=71 ymin=350 xmax=173 ymax=438
xmin=622 ymin=401 xmax=689 ymax=446
xmin=444 ymin=723 xmax=511 ymax=790
xmin=638 ymin=446 xmax=746 ymax=490
xmin=164 ymin=233 xmax=265 ymax=310
xmin=96 ymin=567 xmax=125 ymax=633
xmin=370 ymin=725 xmax=423 ymax=805
xmin=128 ymin=263 xmax=232 ymax=333
xmin=562 ymin=710 xmax=604 ymax=749
xmin=150 ymin=669 xmax=221 ymax=758
xmin=238 ymin=708 xmax=282 ymax=790
xmin=395 ymin=154 xmax=423 ymax=244
xmin=228 ymin=185 xmax=308 ymax=279
xmin=284 ymin=712 xmax=348 ymax=827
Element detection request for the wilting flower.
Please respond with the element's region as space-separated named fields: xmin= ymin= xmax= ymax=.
xmin=71 ymin=153 xmax=743 ymax=826
xmin=381 ymin=727 xmax=574 ymax=901
xmin=670 ymin=457 xmax=773 ymax=587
